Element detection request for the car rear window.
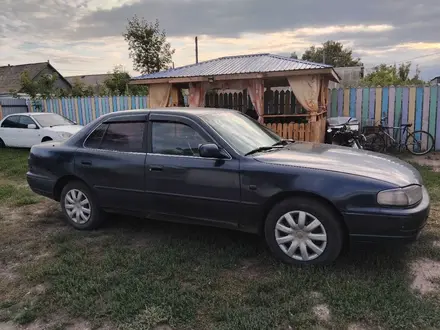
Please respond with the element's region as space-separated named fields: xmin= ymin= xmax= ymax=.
xmin=84 ymin=122 xmax=145 ymax=152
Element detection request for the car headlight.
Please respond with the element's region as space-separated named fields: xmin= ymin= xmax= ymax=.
xmin=377 ymin=185 xmax=423 ymax=206
xmin=59 ymin=132 xmax=72 ymax=139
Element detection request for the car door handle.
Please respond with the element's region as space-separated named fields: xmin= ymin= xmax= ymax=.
xmin=149 ymin=165 xmax=163 ymax=172
xmin=81 ymin=161 xmax=92 ymax=166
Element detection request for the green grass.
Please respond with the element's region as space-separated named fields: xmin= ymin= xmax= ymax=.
xmin=0 ymin=149 xmax=40 ymax=206
xmin=1 ymin=148 xmax=440 ymax=329
xmin=0 ymin=148 xmax=30 ymax=181
xmin=0 ymin=183 xmax=40 ymax=206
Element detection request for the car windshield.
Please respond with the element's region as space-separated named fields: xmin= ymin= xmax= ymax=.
xmin=201 ymin=111 xmax=282 ymax=155
xmin=32 ymin=113 xmax=74 ymax=127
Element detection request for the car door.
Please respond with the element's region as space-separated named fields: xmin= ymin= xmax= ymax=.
xmin=0 ymin=115 xmax=21 ymax=147
xmin=17 ymin=116 xmax=41 ymax=147
xmin=145 ymin=113 xmax=241 ymax=227
xmin=74 ymin=114 xmax=148 ymax=212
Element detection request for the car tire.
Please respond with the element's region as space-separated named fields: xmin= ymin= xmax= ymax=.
xmin=42 ymin=137 xmax=52 ymax=143
xmin=0 ymin=138 xmax=5 ymax=148
xmin=60 ymin=181 xmax=105 ymax=230
xmin=264 ymin=197 xmax=344 ymax=265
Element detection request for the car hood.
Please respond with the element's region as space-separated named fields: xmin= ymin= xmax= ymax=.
xmin=253 ymin=142 xmax=423 ymax=187
xmin=45 ymin=125 xmax=83 ymax=134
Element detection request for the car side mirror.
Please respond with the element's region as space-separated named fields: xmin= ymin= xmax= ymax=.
xmin=199 ymin=143 xmax=228 ymax=159
xmin=27 ymin=124 xmax=37 ymax=129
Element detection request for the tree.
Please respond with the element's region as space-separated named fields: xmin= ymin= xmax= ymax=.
xmin=360 ymin=62 xmax=425 ymax=87
xmin=104 ymin=65 xmax=131 ymax=95
xmin=71 ymin=78 xmax=94 ymax=97
xmin=290 ymin=52 xmax=299 ymax=59
xmin=103 ymin=65 xmax=148 ymax=96
xmin=123 ymin=16 xmax=175 ymax=74
xmin=302 ymin=40 xmax=362 ymax=67
xmin=19 ymin=71 xmax=62 ymax=99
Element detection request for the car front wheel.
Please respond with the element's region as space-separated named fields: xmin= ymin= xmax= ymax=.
xmin=265 ymin=197 xmax=344 ymax=265
xmin=60 ymin=181 xmax=104 ymax=230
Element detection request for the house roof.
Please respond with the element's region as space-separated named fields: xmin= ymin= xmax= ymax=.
xmin=0 ymin=62 xmax=48 ymax=93
xmin=0 ymin=62 xmax=71 ymax=93
xmin=65 ymin=74 xmax=112 ymax=86
xmin=132 ymin=53 xmax=335 ymax=81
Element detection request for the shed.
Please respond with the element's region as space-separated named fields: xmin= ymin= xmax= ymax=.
xmin=131 ymin=53 xmax=340 ymax=142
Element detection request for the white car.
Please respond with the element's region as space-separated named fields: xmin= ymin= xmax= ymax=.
xmin=0 ymin=112 xmax=83 ymax=148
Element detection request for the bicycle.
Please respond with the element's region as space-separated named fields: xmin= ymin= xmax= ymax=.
xmin=363 ymin=117 xmax=435 ymax=156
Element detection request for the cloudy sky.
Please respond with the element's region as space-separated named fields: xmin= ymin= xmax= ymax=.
xmin=2 ymin=0 xmax=440 ymax=80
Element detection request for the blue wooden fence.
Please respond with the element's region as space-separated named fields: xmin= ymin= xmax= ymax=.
xmin=28 ymin=87 xmax=440 ymax=150
xmin=30 ymin=96 xmax=148 ymax=125
xmin=328 ymin=86 xmax=440 ymax=150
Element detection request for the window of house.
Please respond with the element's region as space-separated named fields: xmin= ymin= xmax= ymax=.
xmin=84 ymin=122 xmax=145 ymax=152
xmin=151 ymin=121 xmax=207 ymax=156
xmin=1 ymin=116 xmax=20 ymax=128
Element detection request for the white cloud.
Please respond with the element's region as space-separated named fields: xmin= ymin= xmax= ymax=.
xmin=1 ymin=0 xmax=440 ymax=80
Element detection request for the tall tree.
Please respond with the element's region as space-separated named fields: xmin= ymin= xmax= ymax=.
xmin=302 ymin=40 xmax=362 ymax=67
xmin=123 ymin=16 xmax=175 ymax=74
xmin=360 ymin=62 xmax=425 ymax=87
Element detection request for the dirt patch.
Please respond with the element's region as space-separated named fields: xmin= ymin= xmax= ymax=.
xmin=312 ymin=304 xmax=331 ymax=322
xmin=410 ymin=258 xmax=440 ymax=294
xmin=222 ymin=258 xmax=270 ymax=281
xmin=347 ymin=324 xmax=374 ymax=330
xmin=309 ymin=291 xmax=324 ymax=302
xmin=407 ymin=153 xmax=440 ymax=172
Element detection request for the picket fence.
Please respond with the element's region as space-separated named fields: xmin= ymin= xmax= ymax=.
xmin=328 ymin=86 xmax=440 ymax=149
xmin=27 ymin=86 xmax=440 ymax=150
xmin=30 ymin=96 xmax=148 ymax=125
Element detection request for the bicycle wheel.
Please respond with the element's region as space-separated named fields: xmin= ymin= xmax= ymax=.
xmin=364 ymin=133 xmax=386 ymax=153
xmin=406 ymin=130 xmax=435 ymax=156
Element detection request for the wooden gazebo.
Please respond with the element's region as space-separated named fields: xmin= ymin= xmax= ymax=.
xmin=130 ymin=53 xmax=340 ymax=142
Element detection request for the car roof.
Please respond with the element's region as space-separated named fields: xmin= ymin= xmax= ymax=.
xmin=7 ymin=112 xmax=53 ymax=117
xmin=105 ymin=107 xmax=236 ymax=117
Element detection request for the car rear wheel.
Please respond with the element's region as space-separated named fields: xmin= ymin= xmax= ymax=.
xmin=0 ymin=138 xmax=5 ymax=148
xmin=264 ymin=197 xmax=344 ymax=265
xmin=42 ymin=137 xmax=52 ymax=143
xmin=60 ymin=181 xmax=105 ymax=230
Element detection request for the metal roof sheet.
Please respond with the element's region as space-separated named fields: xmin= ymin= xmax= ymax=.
xmin=133 ymin=53 xmax=333 ymax=80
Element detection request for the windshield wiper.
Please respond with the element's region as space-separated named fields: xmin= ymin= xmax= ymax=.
xmin=245 ymin=146 xmax=283 ymax=156
xmin=272 ymin=139 xmax=295 ymax=146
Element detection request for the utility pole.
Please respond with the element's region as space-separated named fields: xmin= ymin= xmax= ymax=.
xmin=195 ymin=36 xmax=199 ymax=64
xmin=322 ymin=49 xmax=326 ymax=64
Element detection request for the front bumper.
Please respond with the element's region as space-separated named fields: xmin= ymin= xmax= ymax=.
xmin=343 ymin=186 xmax=430 ymax=243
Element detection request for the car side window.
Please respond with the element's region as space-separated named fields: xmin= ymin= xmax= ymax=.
xmin=84 ymin=124 xmax=108 ymax=149
xmin=19 ymin=116 xmax=36 ymax=128
xmin=85 ymin=122 xmax=145 ymax=153
xmin=1 ymin=116 xmax=20 ymax=128
xmin=151 ymin=121 xmax=207 ymax=156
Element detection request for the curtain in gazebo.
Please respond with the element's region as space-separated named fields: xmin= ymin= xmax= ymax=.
xmin=287 ymin=75 xmax=321 ymax=112
xmin=247 ymin=79 xmax=264 ymax=123
xmin=188 ymin=82 xmax=206 ymax=107
xmin=148 ymin=83 xmax=172 ymax=108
